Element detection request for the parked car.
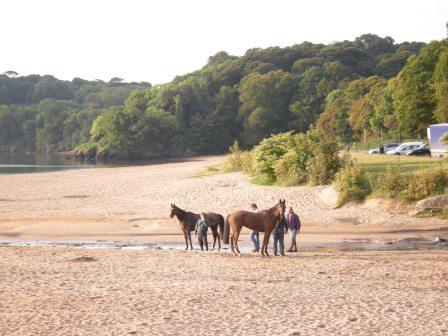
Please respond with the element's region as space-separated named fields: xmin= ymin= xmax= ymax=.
xmin=368 ymin=143 xmax=401 ymax=154
xmin=386 ymin=142 xmax=424 ymax=155
xmin=405 ymin=143 xmax=431 ymax=156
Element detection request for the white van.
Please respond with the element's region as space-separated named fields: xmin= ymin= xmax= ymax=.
xmin=386 ymin=142 xmax=424 ymax=155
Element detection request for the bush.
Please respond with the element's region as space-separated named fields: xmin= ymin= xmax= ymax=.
xmin=274 ymin=132 xmax=312 ymax=185
xmin=376 ymin=166 xmax=410 ymax=199
xmin=406 ymin=166 xmax=448 ymax=200
xmin=223 ymin=141 xmax=254 ymax=174
xmin=253 ymin=132 xmax=295 ymax=182
xmin=334 ymin=162 xmax=372 ymax=206
xmin=274 ymin=150 xmax=308 ymax=186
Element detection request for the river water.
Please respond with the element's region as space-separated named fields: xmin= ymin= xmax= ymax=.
xmin=0 ymin=152 xmax=159 ymax=175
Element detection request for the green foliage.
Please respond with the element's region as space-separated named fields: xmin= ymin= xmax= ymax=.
xmin=406 ymin=167 xmax=448 ymax=200
xmin=0 ymin=33 xmax=436 ymax=159
xmin=376 ymin=166 xmax=410 ymax=199
xmin=0 ymin=74 xmax=149 ymax=152
xmin=224 ymin=141 xmax=255 ymax=174
xmin=334 ymin=161 xmax=372 ymax=205
xmin=253 ymin=132 xmax=295 ymax=182
xmin=375 ymin=165 xmax=447 ymax=201
xmin=391 ymin=41 xmax=447 ymax=137
xmin=252 ymin=128 xmax=342 ymax=186
xmin=238 ymin=70 xmax=296 ymax=145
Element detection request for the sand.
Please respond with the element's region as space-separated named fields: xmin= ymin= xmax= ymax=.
xmin=1 ymin=156 xmax=448 ymax=335
xmin=0 ymin=155 xmax=446 ymax=242
xmin=1 ymin=248 xmax=447 ymax=336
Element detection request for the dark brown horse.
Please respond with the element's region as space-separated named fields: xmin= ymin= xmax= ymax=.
xmin=169 ymin=204 xmax=225 ymax=250
xmin=223 ymin=199 xmax=286 ymax=256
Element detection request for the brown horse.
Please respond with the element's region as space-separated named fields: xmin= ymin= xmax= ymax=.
xmin=169 ymin=204 xmax=225 ymax=250
xmin=223 ymin=199 xmax=286 ymax=256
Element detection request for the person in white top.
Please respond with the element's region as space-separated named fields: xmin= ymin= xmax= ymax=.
xmin=249 ymin=203 xmax=260 ymax=252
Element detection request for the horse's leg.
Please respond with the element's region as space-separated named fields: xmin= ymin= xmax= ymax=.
xmin=230 ymin=234 xmax=236 ymax=255
xmin=264 ymin=230 xmax=271 ymax=256
xmin=183 ymin=230 xmax=189 ymax=250
xmin=188 ymin=232 xmax=193 ymax=250
xmin=211 ymin=227 xmax=217 ymax=251
xmin=260 ymin=233 xmax=266 ymax=257
xmin=234 ymin=227 xmax=242 ymax=256
xmin=217 ymin=230 xmax=221 ymax=250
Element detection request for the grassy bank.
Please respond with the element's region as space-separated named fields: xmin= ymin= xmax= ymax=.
xmin=352 ymin=152 xmax=448 ymax=177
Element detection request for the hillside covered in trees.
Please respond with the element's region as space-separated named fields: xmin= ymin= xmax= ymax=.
xmin=0 ymin=75 xmax=149 ymax=152
xmin=1 ymin=34 xmax=447 ymax=158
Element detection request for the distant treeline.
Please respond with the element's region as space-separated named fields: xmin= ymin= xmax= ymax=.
xmin=0 ymin=75 xmax=149 ymax=151
xmin=1 ymin=34 xmax=447 ymax=158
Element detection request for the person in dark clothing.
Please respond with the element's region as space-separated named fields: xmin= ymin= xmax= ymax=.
xmin=286 ymin=207 xmax=301 ymax=252
xmin=273 ymin=215 xmax=288 ymax=256
xmin=379 ymin=144 xmax=385 ymax=154
xmin=195 ymin=213 xmax=211 ymax=251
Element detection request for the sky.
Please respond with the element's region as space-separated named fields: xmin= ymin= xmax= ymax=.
xmin=1 ymin=0 xmax=447 ymax=84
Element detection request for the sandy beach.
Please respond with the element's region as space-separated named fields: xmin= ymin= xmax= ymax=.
xmin=1 ymin=248 xmax=447 ymax=336
xmin=1 ymin=155 xmax=447 ymax=241
xmin=1 ymin=156 xmax=448 ymax=335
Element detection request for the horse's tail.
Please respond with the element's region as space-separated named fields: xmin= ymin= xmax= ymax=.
xmin=218 ymin=214 xmax=225 ymax=238
xmin=223 ymin=214 xmax=230 ymax=244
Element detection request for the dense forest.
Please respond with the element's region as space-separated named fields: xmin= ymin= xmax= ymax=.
xmin=0 ymin=75 xmax=149 ymax=152
xmin=1 ymin=34 xmax=447 ymax=158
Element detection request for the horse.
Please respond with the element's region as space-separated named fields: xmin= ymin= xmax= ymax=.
xmin=169 ymin=204 xmax=225 ymax=250
xmin=223 ymin=199 xmax=286 ymax=256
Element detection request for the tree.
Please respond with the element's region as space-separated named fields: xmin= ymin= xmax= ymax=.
xmin=238 ymin=70 xmax=297 ymax=145
xmin=391 ymin=41 xmax=444 ymax=136
xmin=3 ymin=71 xmax=18 ymax=78
xmin=434 ymin=45 xmax=448 ymax=122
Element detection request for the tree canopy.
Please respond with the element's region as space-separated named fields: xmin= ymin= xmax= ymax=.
xmin=2 ymin=33 xmax=443 ymax=158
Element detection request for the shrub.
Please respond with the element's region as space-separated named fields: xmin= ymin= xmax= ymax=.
xmin=405 ymin=166 xmax=448 ymax=200
xmin=377 ymin=166 xmax=410 ymax=199
xmin=253 ymin=132 xmax=295 ymax=182
xmin=334 ymin=162 xmax=372 ymax=206
xmin=274 ymin=150 xmax=308 ymax=186
xmin=223 ymin=141 xmax=254 ymax=174
xmin=274 ymin=132 xmax=312 ymax=185
xmin=306 ymin=128 xmax=342 ymax=185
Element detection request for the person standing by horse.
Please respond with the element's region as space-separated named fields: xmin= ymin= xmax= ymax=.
xmin=273 ymin=215 xmax=288 ymax=256
xmin=195 ymin=213 xmax=211 ymax=251
xmin=249 ymin=203 xmax=260 ymax=252
xmin=286 ymin=207 xmax=301 ymax=252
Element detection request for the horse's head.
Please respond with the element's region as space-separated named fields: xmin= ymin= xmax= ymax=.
xmin=277 ymin=199 xmax=286 ymax=217
xmin=169 ymin=203 xmax=178 ymax=218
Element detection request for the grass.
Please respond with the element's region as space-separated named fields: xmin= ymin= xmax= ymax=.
xmin=413 ymin=208 xmax=448 ymax=219
xmin=350 ymin=152 xmax=448 ymax=178
xmin=188 ymin=164 xmax=223 ymax=178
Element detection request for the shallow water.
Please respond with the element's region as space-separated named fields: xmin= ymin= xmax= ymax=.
xmin=0 ymin=152 xmax=174 ymax=175
xmin=0 ymin=152 xmax=108 ymax=175
xmin=1 ymin=237 xmax=446 ymax=253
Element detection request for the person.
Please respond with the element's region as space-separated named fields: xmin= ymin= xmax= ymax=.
xmin=273 ymin=215 xmax=288 ymax=256
xmin=195 ymin=213 xmax=211 ymax=251
xmin=249 ymin=203 xmax=260 ymax=252
xmin=379 ymin=144 xmax=385 ymax=154
xmin=286 ymin=207 xmax=301 ymax=252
